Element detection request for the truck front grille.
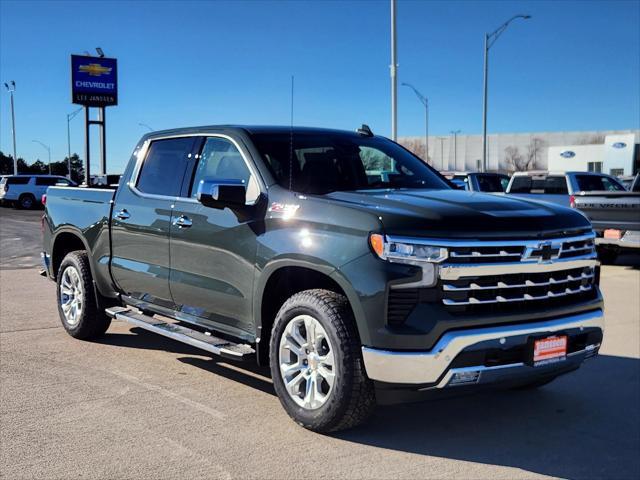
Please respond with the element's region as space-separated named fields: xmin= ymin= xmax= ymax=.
xmin=442 ymin=266 xmax=596 ymax=307
xmin=385 ymin=232 xmax=600 ymax=324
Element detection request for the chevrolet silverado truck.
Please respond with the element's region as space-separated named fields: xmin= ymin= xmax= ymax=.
xmin=42 ymin=126 xmax=604 ymax=432
xmin=571 ymin=173 xmax=640 ymax=263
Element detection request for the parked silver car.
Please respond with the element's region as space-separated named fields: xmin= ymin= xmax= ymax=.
xmin=505 ymin=171 xmax=626 ymax=207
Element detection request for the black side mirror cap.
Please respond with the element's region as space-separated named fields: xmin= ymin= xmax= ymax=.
xmin=196 ymin=178 xmax=246 ymax=209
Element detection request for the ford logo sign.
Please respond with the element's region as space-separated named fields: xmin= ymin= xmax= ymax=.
xmin=612 ymin=142 xmax=626 ymax=149
xmin=560 ymin=150 xmax=575 ymax=158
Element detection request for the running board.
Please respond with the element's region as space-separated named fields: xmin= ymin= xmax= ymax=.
xmin=105 ymin=306 xmax=255 ymax=361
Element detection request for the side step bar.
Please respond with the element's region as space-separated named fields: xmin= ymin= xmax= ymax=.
xmin=106 ymin=306 xmax=255 ymax=361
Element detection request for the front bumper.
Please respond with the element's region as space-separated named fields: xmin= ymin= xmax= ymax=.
xmin=595 ymin=230 xmax=640 ymax=249
xmin=362 ymin=308 xmax=603 ymax=387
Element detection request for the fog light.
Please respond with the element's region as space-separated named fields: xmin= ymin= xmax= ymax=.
xmin=449 ymin=370 xmax=481 ymax=385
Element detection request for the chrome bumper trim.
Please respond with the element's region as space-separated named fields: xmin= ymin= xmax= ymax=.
xmin=361 ymin=309 xmax=604 ymax=385
xmin=439 ymin=257 xmax=598 ymax=280
xmin=595 ymin=231 xmax=640 ymax=249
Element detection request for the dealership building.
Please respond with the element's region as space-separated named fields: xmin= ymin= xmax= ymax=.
xmin=399 ymin=129 xmax=640 ymax=175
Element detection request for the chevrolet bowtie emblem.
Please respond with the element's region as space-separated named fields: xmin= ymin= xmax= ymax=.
xmin=78 ymin=63 xmax=112 ymax=77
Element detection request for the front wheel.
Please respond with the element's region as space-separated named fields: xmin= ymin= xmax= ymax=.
xmin=56 ymin=251 xmax=111 ymax=339
xmin=269 ymin=289 xmax=375 ymax=433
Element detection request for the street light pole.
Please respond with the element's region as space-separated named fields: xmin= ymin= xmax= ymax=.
xmin=401 ymin=83 xmax=429 ymax=163
xmin=4 ymin=81 xmax=18 ymax=174
xmin=32 ymin=140 xmax=51 ymax=175
xmin=390 ymin=0 xmax=398 ymax=141
xmin=481 ymin=14 xmax=531 ymax=173
xmin=67 ymin=107 xmax=83 ymax=179
xmin=450 ymin=130 xmax=461 ymax=170
xmin=437 ymin=137 xmax=447 ymax=170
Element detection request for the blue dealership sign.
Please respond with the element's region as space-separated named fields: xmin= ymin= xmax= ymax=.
xmin=71 ymin=55 xmax=118 ymax=107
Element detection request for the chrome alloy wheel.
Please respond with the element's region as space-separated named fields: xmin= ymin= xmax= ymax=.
xmin=279 ymin=315 xmax=336 ymax=410
xmin=59 ymin=266 xmax=83 ymax=326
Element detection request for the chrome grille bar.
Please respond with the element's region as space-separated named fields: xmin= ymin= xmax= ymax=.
xmin=443 ymin=271 xmax=594 ymax=291
xmin=443 ymin=284 xmax=593 ymax=306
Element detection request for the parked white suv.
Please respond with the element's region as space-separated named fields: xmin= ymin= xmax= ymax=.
xmin=0 ymin=175 xmax=76 ymax=209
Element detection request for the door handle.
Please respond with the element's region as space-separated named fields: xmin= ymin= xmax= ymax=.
xmin=173 ymin=215 xmax=192 ymax=228
xmin=115 ymin=209 xmax=130 ymax=221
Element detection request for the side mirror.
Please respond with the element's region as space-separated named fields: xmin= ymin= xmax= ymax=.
xmin=196 ymin=178 xmax=246 ymax=209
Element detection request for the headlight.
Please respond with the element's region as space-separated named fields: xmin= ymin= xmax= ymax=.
xmin=369 ymin=234 xmax=448 ymax=263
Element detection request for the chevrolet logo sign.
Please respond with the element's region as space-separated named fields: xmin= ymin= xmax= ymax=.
xmin=78 ymin=63 xmax=112 ymax=77
xmin=524 ymin=241 xmax=562 ymax=263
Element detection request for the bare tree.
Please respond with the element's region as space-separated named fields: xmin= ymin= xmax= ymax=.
xmin=504 ymin=137 xmax=545 ymax=172
xmin=398 ymin=138 xmax=429 ymax=164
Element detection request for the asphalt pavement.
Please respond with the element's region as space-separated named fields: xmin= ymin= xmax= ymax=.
xmin=0 ymin=206 xmax=639 ymax=479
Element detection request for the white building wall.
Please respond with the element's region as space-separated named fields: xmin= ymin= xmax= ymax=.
xmin=403 ymin=129 xmax=639 ymax=173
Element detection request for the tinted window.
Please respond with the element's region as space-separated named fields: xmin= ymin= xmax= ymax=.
xmin=476 ymin=174 xmax=505 ymax=192
xmin=251 ymin=132 xmax=449 ymax=194
xmin=36 ymin=177 xmax=69 ymax=186
xmin=575 ymin=174 xmax=625 ymax=192
xmin=190 ymin=137 xmax=259 ymax=202
xmin=137 ymin=138 xmax=196 ymax=196
xmin=509 ymin=176 xmax=531 ymax=193
xmin=544 ymin=176 xmax=568 ymax=194
xmin=5 ymin=176 xmax=31 ymax=185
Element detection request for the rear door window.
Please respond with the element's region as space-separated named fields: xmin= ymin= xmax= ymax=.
xmin=575 ymin=174 xmax=625 ymax=192
xmin=136 ymin=137 xmax=198 ymax=196
xmin=35 ymin=177 xmax=63 ymax=186
xmin=5 ymin=176 xmax=31 ymax=185
xmin=476 ymin=174 xmax=505 ymax=192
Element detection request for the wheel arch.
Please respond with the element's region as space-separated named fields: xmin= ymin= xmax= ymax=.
xmin=255 ymin=260 xmax=363 ymax=366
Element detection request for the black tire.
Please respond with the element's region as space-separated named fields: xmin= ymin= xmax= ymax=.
xmin=17 ymin=193 xmax=36 ymax=210
xmin=597 ymin=247 xmax=618 ymax=265
xmin=511 ymin=375 xmax=558 ymax=390
xmin=56 ymin=251 xmax=111 ymax=339
xmin=269 ymin=289 xmax=376 ymax=433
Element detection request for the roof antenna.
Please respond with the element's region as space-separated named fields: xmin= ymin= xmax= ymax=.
xmin=289 ymin=75 xmax=294 ymax=191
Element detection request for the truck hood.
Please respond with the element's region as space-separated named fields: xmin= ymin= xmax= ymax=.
xmin=323 ymin=189 xmax=591 ymax=239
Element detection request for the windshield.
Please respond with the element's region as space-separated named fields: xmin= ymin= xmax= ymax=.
xmin=250 ymin=132 xmax=450 ymax=194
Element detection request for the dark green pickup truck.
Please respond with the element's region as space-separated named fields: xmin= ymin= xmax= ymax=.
xmin=42 ymin=125 xmax=604 ymax=432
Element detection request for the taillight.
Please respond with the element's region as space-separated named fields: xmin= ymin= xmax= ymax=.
xmin=569 ymin=195 xmax=576 ymax=208
xmin=41 ymin=194 xmax=47 ymax=205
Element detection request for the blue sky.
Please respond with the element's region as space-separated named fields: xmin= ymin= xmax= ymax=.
xmin=1 ymin=0 xmax=639 ymax=173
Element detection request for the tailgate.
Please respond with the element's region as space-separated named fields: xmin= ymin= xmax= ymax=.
xmin=574 ymin=192 xmax=640 ymax=231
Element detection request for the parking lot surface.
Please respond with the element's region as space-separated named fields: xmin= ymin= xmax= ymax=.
xmin=1 ymin=207 xmax=639 ymax=479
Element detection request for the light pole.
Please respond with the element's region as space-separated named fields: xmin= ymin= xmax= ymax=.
xmin=4 ymin=81 xmax=17 ymax=174
xmin=450 ymin=130 xmax=461 ymax=170
xmin=402 ymin=82 xmax=429 ymax=163
xmin=390 ymin=0 xmax=397 ymax=141
xmin=138 ymin=123 xmax=154 ymax=132
xmin=32 ymin=140 xmax=51 ymax=175
xmin=67 ymin=107 xmax=83 ymax=178
xmin=437 ymin=137 xmax=447 ymax=170
xmin=482 ymin=14 xmax=531 ymax=172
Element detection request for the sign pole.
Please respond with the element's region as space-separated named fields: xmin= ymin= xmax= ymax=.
xmin=84 ymin=106 xmax=91 ymax=185
xmin=99 ymin=107 xmax=106 ymax=175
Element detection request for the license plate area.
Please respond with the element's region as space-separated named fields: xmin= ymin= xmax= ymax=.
xmin=529 ymin=335 xmax=568 ymax=366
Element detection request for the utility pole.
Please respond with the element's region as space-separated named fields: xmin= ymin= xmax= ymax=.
xmin=402 ymin=83 xmax=429 ymax=163
xmin=482 ymin=14 xmax=531 ymax=172
xmin=4 ymin=81 xmax=18 ymax=174
xmin=390 ymin=0 xmax=397 ymax=141
xmin=67 ymin=107 xmax=83 ymax=179
xmin=450 ymin=130 xmax=461 ymax=170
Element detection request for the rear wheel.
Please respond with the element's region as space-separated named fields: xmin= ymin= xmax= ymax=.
xmin=56 ymin=251 xmax=111 ymax=339
xmin=269 ymin=289 xmax=375 ymax=433
xmin=17 ymin=194 xmax=35 ymax=210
